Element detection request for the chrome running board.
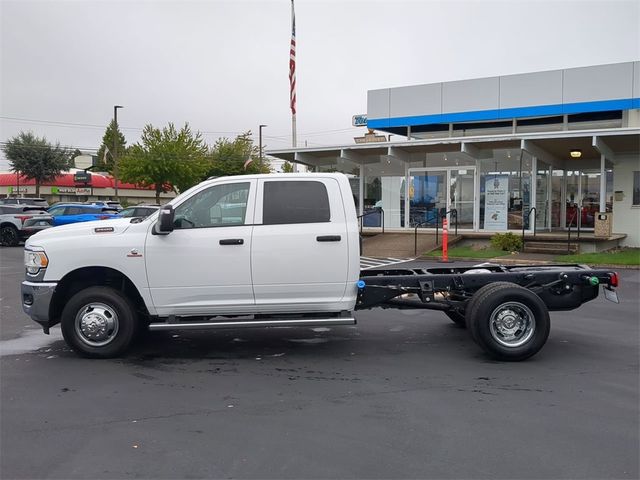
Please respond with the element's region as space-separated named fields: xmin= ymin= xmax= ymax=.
xmin=148 ymin=317 xmax=356 ymax=331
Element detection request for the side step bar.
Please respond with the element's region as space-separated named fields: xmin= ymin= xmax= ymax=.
xmin=148 ymin=317 xmax=356 ymax=331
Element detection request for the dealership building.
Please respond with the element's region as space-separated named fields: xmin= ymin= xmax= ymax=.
xmin=269 ymin=61 xmax=640 ymax=247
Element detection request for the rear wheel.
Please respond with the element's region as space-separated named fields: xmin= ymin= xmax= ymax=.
xmin=464 ymin=282 xmax=515 ymax=340
xmin=467 ymin=283 xmax=550 ymax=361
xmin=61 ymin=286 xmax=138 ymax=358
xmin=0 ymin=225 xmax=19 ymax=247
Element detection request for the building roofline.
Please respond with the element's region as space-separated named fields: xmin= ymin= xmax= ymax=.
xmin=266 ymin=127 xmax=640 ymax=157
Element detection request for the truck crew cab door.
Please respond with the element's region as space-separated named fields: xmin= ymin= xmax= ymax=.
xmin=144 ymin=180 xmax=256 ymax=316
xmin=251 ymin=177 xmax=349 ymax=311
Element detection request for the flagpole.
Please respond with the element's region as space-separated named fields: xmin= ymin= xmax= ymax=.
xmin=292 ymin=115 xmax=296 ymax=148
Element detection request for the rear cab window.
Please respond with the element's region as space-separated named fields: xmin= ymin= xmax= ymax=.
xmin=262 ymin=181 xmax=330 ymax=225
xmin=254 ymin=178 xmax=348 ymax=227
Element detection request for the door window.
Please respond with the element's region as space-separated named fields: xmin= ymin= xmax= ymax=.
xmin=66 ymin=206 xmax=86 ymax=215
xmin=262 ymin=181 xmax=330 ymax=225
xmin=48 ymin=206 xmax=65 ymax=216
xmin=174 ymin=182 xmax=250 ymax=229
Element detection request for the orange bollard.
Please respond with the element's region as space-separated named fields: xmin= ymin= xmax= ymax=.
xmin=441 ymin=217 xmax=449 ymax=262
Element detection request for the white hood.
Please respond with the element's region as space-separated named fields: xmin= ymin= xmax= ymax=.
xmin=26 ymin=217 xmax=140 ymax=246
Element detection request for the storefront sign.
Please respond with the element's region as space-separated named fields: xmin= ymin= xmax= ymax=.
xmin=352 ymin=115 xmax=367 ymax=127
xmin=74 ymin=171 xmax=92 ymax=184
xmin=51 ymin=186 xmax=91 ymax=195
xmin=7 ymin=186 xmax=28 ymax=193
xmin=484 ymin=175 xmax=509 ymax=230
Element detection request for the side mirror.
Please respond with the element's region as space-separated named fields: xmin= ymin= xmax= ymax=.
xmin=154 ymin=205 xmax=175 ymax=235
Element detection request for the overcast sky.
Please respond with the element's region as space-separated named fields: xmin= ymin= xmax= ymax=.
xmin=1 ymin=0 xmax=638 ymax=170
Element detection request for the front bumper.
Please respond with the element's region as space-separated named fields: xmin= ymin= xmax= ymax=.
xmin=21 ymin=281 xmax=58 ymax=333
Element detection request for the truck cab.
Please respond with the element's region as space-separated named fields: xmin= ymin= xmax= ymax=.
xmin=21 ymin=173 xmax=360 ymax=357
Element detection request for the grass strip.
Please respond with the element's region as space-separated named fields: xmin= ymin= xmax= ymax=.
xmin=555 ymin=249 xmax=640 ymax=266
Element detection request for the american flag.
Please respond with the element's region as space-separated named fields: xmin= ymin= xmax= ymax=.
xmin=289 ymin=0 xmax=296 ymax=115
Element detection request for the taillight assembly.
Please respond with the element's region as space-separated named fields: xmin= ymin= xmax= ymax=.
xmin=609 ymin=272 xmax=619 ymax=287
xmin=98 ymin=215 xmax=110 ymax=220
xmin=14 ymin=215 xmax=31 ymax=224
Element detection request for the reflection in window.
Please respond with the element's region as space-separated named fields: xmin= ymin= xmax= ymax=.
xmin=174 ymin=182 xmax=250 ymax=228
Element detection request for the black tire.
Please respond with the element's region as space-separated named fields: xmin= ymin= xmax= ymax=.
xmin=61 ymin=286 xmax=139 ymax=358
xmin=0 ymin=225 xmax=19 ymax=247
xmin=464 ymin=282 xmax=516 ymax=341
xmin=467 ymin=283 xmax=550 ymax=361
xmin=445 ymin=310 xmax=466 ymax=327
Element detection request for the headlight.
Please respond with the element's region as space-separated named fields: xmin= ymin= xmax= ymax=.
xmin=25 ymin=250 xmax=49 ymax=274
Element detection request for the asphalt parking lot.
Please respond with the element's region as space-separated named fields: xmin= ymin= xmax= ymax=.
xmin=1 ymin=246 xmax=638 ymax=479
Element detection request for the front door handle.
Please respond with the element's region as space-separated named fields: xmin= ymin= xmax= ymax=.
xmin=316 ymin=235 xmax=341 ymax=242
xmin=219 ymin=239 xmax=244 ymax=245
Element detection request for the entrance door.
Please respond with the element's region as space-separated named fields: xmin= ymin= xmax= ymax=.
xmin=408 ymin=168 xmax=476 ymax=229
xmin=565 ymin=170 xmax=600 ymax=230
xmin=450 ymin=168 xmax=475 ymax=229
xmin=408 ymin=170 xmax=446 ymax=227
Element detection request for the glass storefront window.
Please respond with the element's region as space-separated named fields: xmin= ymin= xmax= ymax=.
xmin=550 ymin=170 xmax=564 ymax=229
xmin=536 ymin=161 xmax=550 ymax=230
xmin=363 ymin=155 xmax=405 ymax=228
xmin=606 ymin=168 xmax=614 ymax=213
xmin=479 ymin=149 xmax=533 ymax=230
xmin=315 ymin=156 xmax=361 ymax=213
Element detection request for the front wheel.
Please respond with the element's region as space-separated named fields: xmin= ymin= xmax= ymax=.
xmin=61 ymin=286 xmax=138 ymax=358
xmin=466 ymin=283 xmax=550 ymax=361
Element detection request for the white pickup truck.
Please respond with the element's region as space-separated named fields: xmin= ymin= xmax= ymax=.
xmin=21 ymin=173 xmax=619 ymax=361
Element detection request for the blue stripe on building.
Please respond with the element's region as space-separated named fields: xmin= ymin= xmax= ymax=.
xmin=367 ymin=98 xmax=640 ymax=129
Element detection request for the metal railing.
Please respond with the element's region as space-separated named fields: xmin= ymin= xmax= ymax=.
xmin=358 ymin=207 xmax=384 ymax=234
xmin=566 ymin=207 xmax=582 ymax=254
xmin=521 ymin=207 xmax=537 ymax=249
xmin=413 ymin=209 xmax=457 ymax=256
xmin=414 ymin=216 xmax=439 ymax=256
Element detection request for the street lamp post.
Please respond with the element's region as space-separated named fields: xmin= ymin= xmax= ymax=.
xmin=113 ymin=105 xmax=123 ymax=199
xmin=259 ymin=124 xmax=267 ymax=162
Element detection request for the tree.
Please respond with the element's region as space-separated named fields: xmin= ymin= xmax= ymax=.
xmin=206 ymin=132 xmax=272 ymax=178
xmin=96 ymin=120 xmax=127 ymax=172
xmin=2 ymin=132 xmax=70 ymax=196
xmin=119 ymin=123 xmax=209 ymax=203
xmin=281 ymin=161 xmax=295 ymax=173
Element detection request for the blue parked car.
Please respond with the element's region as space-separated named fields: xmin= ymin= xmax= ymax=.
xmin=47 ymin=203 xmax=121 ymax=226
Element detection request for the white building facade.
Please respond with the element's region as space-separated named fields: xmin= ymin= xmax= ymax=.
xmin=269 ymin=61 xmax=640 ymax=246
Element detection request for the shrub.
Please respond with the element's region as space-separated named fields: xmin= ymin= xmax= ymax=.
xmin=490 ymin=232 xmax=523 ymax=252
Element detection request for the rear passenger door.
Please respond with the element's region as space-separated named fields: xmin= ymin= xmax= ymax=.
xmin=251 ymin=178 xmax=349 ymax=309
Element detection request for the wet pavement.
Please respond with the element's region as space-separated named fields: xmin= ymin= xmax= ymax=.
xmin=1 ymin=246 xmax=638 ymax=479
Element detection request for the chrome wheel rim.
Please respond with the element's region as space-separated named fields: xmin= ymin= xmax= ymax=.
xmin=74 ymin=303 xmax=119 ymax=347
xmin=489 ymin=301 xmax=535 ymax=348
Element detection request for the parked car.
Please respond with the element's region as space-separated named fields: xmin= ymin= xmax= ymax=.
xmin=119 ymin=205 xmax=160 ymax=218
xmin=47 ymin=204 xmax=121 ymax=226
xmin=0 ymin=197 xmax=49 ymax=208
xmin=85 ymin=201 xmax=123 ymax=211
xmin=0 ymin=205 xmax=53 ymax=246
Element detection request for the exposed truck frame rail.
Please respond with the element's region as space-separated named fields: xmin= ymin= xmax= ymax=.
xmin=355 ymin=263 xmax=618 ymax=361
